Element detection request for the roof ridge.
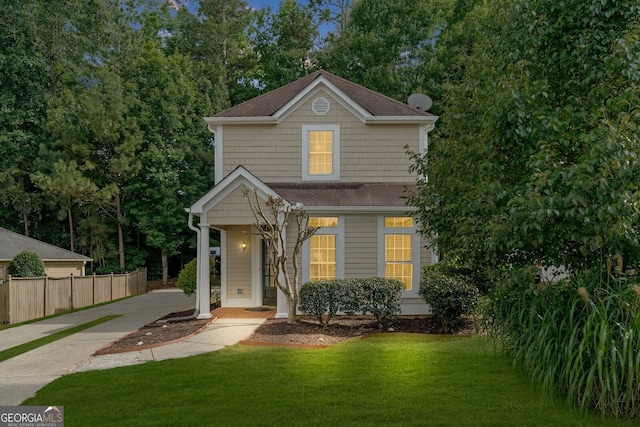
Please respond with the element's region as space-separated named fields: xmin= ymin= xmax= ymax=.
xmin=210 ymin=69 xmax=434 ymax=119
xmin=0 ymin=227 xmax=92 ymax=261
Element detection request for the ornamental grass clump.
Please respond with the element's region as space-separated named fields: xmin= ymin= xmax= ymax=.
xmin=486 ymin=268 xmax=640 ymax=420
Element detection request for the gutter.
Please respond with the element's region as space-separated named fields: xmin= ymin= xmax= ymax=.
xmin=166 ymin=211 xmax=201 ymax=323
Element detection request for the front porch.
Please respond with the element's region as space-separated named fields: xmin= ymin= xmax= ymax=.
xmin=211 ymin=307 xmax=276 ymax=319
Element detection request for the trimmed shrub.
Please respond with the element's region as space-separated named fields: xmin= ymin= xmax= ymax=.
xmin=358 ymin=277 xmax=403 ymax=326
xmin=299 ymin=280 xmax=343 ymax=325
xmin=177 ymin=258 xmax=217 ymax=298
xmin=340 ymin=279 xmax=363 ymax=315
xmin=8 ymin=251 xmax=46 ymax=277
xmin=176 ymin=258 xmax=198 ymax=296
xmin=299 ymin=277 xmax=403 ymax=326
xmin=419 ymin=264 xmax=480 ymax=331
xmin=485 ymin=269 xmax=640 ymax=419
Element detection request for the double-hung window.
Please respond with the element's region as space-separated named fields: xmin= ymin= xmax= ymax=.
xmin=379 ymin=216 xmax=419 ymax=291
xmin=305 ymin=216 xmax=344 ymax=282
xmin=302 ymin=125 xmax=340 ymax=181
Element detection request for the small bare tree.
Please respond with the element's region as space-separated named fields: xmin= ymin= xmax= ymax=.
xmin=243 ymin=188 xmax=318 ymax=323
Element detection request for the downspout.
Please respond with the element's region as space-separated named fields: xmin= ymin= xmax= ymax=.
xmin=165 ymin=211 xmax=201 ymax=323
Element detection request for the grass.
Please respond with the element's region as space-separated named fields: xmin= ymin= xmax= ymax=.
xmin=24 ymin=335 xmax=636 ymax=426
xmin=488 ymin=270 xmax=640 ymax=418
xmin=0 ymin=296 xmax=133 ymax=331
xmin=0 ymin=316 xmax=119 ymax=363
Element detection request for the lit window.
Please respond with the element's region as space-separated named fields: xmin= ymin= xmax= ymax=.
xmin=385 ymin=235 xmax=413 ymax=289
xmin=380 ymin=216 xmax=417 ymax=290
xmin=310 ymin=235 xmax=336 ymax=281
xmin=309 ymin=131 xmax=333 ymax=175
xmin=309 ymin=217 xmax=338 ymax=228
xmin=302 ymin=125 xmax=340 ymax=181
xmin=384 ymin=217 xmax=414 ymax=228
xmin=306 ymin=216 xmax=343 ymax=282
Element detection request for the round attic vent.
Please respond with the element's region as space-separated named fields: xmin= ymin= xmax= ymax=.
xmin=312 ymin=97 xmax=330 ymax=115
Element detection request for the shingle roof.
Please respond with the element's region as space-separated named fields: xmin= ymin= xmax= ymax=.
xmin=267 ymin=182 xmax=416 ymax=208
xmin=0 ymin=227 xmax=92 ymax=261
xmin=213 ymin=70 xmax=435 ymax=118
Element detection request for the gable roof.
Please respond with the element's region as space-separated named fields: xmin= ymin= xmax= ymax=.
xmin=0 ymin=228 xmax=92 ymax=262
xmin=205 ymin=70 xmax=438 ymax=125
xmin=188 ymin=166 xmax=291 ymax=215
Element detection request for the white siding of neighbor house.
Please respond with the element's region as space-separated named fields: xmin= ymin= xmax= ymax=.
xmin=0 ymin=260 xmax=85 ymax=279
xmin=221 ymin=90 xmax=421 ymax=183
xmin=44 ymin=262 xmax=85 ymax=278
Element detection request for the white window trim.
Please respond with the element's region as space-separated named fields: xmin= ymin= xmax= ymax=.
xmin=302 ymin=125 xmax=340 ymax=181
xmin=302 ymin=215 xmax=345 ymax=283
xmin=377 ymin=216 xmax=421 ymax=295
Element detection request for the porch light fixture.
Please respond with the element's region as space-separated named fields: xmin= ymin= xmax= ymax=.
xmin=242 ymin=241 xmax=247 ymax=252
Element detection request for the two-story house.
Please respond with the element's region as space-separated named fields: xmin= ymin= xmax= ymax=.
xmin=187 ymin=70 xmax=438 ymax=319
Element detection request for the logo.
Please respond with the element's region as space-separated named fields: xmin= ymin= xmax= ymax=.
xmin=0 ymin=406 xmax=64 ymax=427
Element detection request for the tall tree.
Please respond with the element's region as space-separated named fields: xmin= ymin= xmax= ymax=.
xmin=308 ymin=0 xmax=354 ymax=44
xmin=249 ymin=0 xmax=318 ymax=90
xmin=46 ymin=68 xmax=142 ymax=271
xmin=319 ymin=0 xmax=452 ymax=101
xmin=31 ymin=160 xmax=105 ymax=252
xmin=0 ymin=0 xmax=72 ymax=235
xmin=126 ymin=41 xmax=214 ymax=283
xmin=408 ymin=0 xmax=640 ymax=272
xmin=166 ymin=0 xmax=254 ymax=107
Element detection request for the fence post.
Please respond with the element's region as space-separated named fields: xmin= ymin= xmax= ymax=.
xmin=92 ymin=273 xmax=96 ymax=305
xmin=43 ymin=275 xmax=47 ymax=318
xmin=110 ymin=272 xmax=113 ymax=301
xmin=6 ymin=274 xmax=11 ymax=325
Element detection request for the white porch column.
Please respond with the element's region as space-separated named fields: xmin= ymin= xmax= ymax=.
xmin=197 ymin=223 xmax=213 ymax=319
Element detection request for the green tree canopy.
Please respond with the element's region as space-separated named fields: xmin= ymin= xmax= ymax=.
xmin=409 ymin=0 xmax=640 ymax=272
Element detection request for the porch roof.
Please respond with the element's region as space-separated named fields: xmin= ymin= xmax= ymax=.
xmin=267 ymin=182 xmax=416 ymax=208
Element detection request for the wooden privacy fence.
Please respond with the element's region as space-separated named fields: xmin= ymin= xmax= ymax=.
xmin=0 ymin=269 xmax=147 ymax=325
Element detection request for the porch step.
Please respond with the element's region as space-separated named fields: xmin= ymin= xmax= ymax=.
xmin=212 ymin=307 xmax=276 ymax=319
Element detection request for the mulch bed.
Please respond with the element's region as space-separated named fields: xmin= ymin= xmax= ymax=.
xmin=97 ymin=300 xmax=476 ymax=354
xmin=94 ymin=303 xmax=220 ymax=355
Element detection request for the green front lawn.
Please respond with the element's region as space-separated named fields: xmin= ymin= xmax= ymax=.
xmin=25 ymin=335 xmax=634 ymax=426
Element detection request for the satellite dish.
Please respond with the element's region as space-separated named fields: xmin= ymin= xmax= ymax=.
xmin=408 ymin=93 xmax=432 ymax=111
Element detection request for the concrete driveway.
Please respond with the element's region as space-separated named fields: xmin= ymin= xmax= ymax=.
xmin=0 ymin=288 xmax=267 ymax=406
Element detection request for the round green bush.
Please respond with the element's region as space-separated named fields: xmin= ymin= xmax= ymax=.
xmin=176 ymin=258 xmax=198 ymax=296
xmin=419 ymin=266 xmax=479 ymax=331
xmin=8 ymin=251 xmax=46 ymax=277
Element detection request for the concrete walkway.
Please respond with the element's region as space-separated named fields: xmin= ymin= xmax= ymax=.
xmin=0 ymin=289 xmax=266 ymax=406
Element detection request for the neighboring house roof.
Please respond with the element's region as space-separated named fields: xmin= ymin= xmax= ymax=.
xmin=268 ymin=182 xmax=417 ymax=210
xmin=0 ymin=227 xmax=92 ymax=262
xmin=205 ymin=70 xmax=438 ymax=125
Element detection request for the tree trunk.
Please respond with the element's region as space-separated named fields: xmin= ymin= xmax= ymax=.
xmin=67 ymin=205 xmax=75 ymax=253
xmin=115 ymin=191 xmax=125 ymax=273
xmin=22 ymin=200 xmax=29 ymax=237
xmin=161 ymin=252 xmax=168 ymax=284
xmin=287 ymin=297 xmax=297 ymax=324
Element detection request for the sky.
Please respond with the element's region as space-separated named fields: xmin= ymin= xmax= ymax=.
xmin=249 ymin=0 xmax=283 ymax=9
